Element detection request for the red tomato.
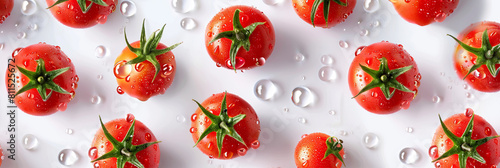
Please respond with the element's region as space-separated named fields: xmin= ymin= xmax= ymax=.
xmin=0 ymin=0 xmax=13 ymax=24
xmin=348 ymin=41 xmax=421 ymax=114
xmin=5 ymin=43 xmax=78 ymax=116
xmin=90 ymin=114 xmax=160 ymax=168
xmin=451 ymin=21 xmax=500 ymax=92
xmin=295 ymin=133 xmax=345 ymax=168
xmin=114 ymin=21 xmax=181 ymax=101
xmin=390 ymin=0 xmax=459 ymax=26
xmin=46 ymin=0 xmax=117 ymax=28
xmin=0 ymin=144 xmax=3 ymax=166
xmin=430 ymin=109 xmax=500 ymax=168
xmin=191 ymin=92 xmax=260 ymax=160
xmin=292 ymin=0 xmax=356 ymax=28
xmin=205 ymin=5 xmax=275 ymax=71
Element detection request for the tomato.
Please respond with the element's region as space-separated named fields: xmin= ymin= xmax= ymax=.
xmin=90 ymin=114 xmax=160 ymax=168
xmin=390 ymin=0 xmax=459 ymax=26
xmin=205 ymin=5 xmax=275 ymax=71
xmin=46 ymin=0 xmax=117 ymax=28
xmin=292 ymin=0 xmax=356 ymax=28
xmin=0 ymin=0 xmax=13 ymax=24
xmin=191 ymin=92 xmax=260 ymax=160
xmin=430 ymin=109 xmax=500 ymax=168
xmin=295 ymin=133 xmax=345 ymax=168
xmin=0 ymin=144 xmax=3 ymax=166
xmin=449 ymin=21 xmax=500 ymax=92
xmin=348 ymin=41 xmax=421 ymax=114
xmin=5 ymin=43 xmax=78 ymax=116
xmin=113 ymin=21 xmax=181 ymax=101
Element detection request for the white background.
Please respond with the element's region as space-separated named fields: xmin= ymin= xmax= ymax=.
xmin=0 ymin=0 xmax=499 ymax=167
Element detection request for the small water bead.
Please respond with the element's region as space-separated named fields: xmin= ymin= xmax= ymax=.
xmin=463 ymin=84 xmax=469 ymax=90
xmin=95 ymin=45 xmax=108 ymax=58
xmin=328 ymin=110 xmax=336 ymax=115
xmin=428 ymin=145 xmax=438 ymax=159
xmin=362 ymin=133 xmax=379 ymax=149
xmin=291 ymin=86 xmax=314 ymax=107
xmin=21 ymin=0 xmax=38 ymax=16
xmin=91 ymin=95 xmax=102 ymax=104
xmin=297 ymin=117 xmax=307 ymax=124
xmin=237 ymin=148 xmax=247 ymax=156
xmin=363 ymin=0 xmax=380 ymax=13
xmin=254 ymin=79 xmax=278 ymax=101
xmin=117 ymin=86 xmax=124 ymax=94
xmin=66 ymin=128 xmax=73 ymax=135
xmin=406 ymin=127 xmax=414 ymax=133
xmin=295 ymin=52 xmax=305 ymax=62
xmin=58 ymin=149 xmax=79 ymax=166
xmin=339 ymin=40 xmax=349 ymax=49
xmin=114 ymin=61 xmax=132 ymax=79
xmin=434 ymin=13 xmax=447 ymax=22
xmin=126 ymin=113 xmax=135 ymax=122
xmin=0 ymin=43 xmax=4 ymax=50
xmin=180 ymin=17 xmax=197 ymax=30
xmin=263 ymin=0 xmax=284 ymax=5
xmin=176 ymin=115 xmax=186 ymax=123
xmin=97 ymin=74 xmax=103 ymax=80
xmin=251 ymin=140 xmax=260 ymax=149
xmin=465 ymin=92 xmax=473 ymax=98
xmin=360 ymin=29 xmax=369 ymax=36
xmin=432 ymin=96 xmax=441 ymax=103
xmin=28 ymin=23 xmax=38 ymax=31
xmin=301 ymin=76 xmax=306 ymax=80
xmin=318 ymin=66 xmax=338 ymax=82
xmin=371 ymin=20 xmax=380 ymax=27
xmin=465 ymin=108 xmax=474 ymax=117
xmin=22 ymin=134 xmax=39 ymax=150
xmin=17 ymin=31 xmax=27 ymax=39
xmin=340 ymin=130 xmax=348 ymax=136
xmin=88 ymin=147 xmax=98 ymax=160
xmin=171 ymin=0 xmax=197 ymax=13
xmin=120 ymin=0 xmax=137 ymax=17
xmin=320 ymin=55 xmax=334 ymax=65
xmin=399 ymin=147 xmax=420 ymax=164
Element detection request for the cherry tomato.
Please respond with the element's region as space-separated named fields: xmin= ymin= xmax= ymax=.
xmin=292 ymin=0 xmax=356 ymax=28
xmin=0 ymin=0 xmax=13 ymax=24
xmin=390 ymin=0 xmax=459 ymax=26
xmin=46 ymin=0 xmax=117 ymax=28
xmin=295 ymin=133 xmax=345 ymax=168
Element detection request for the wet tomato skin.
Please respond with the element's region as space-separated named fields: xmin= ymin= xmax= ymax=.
xmin=45 ymin=0 xmax=118 ymax=28
xmin=295 ymin=133 xmax=344 ymax=168
xmin=292 ymin=0 xmax=356 ymax=28
xmin=390 ymin=0 xmax=459 ymax=26
xmin=0 ymin=0 xmax=14 ymax=24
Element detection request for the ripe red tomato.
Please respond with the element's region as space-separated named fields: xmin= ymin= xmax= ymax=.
xmin=390 ymin=0 xmax=459 ymax=26
xmin=114 ymin=21 xmax=181 ymax=101
xmin=0 ymin=144 xmax=3 ymax=166
xmin=90 ymin=114 xmax=160 ymax=168
xmin=292 ymin=0 xmax=356 ymax=28
xmin=348 ymin=41 xmax=421 ymax=114
xmin=5 ymin=43 xmax=78 ymax=116
xmin=295 ymin=133 xmax=345 ymax=168
xmin=0 ymin=0 xmax=13 ymax=24
xmin=430 ymin=109 xmax=500 ymax=168
xmin=450 ymin=21 xmax=500 ymax=92
xmin=46 ymin=0 xmax=117 ymax=28
xmin=205 ymin=5 xmax=275 ymax=71
xmin=191 ymin=92 xmax=260 ymax=160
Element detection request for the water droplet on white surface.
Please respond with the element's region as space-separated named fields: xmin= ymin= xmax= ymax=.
xmin=406 ymin=127 xmax=413 ymax=133
xmin=328 ymin=110 xmax=336 ymax=115
xmin=371 ymin=20 xmax=380 ymax=27
xmin=360 ymin=29 xmax=369 ymax=36
xmin=22 ymin=134 xmax=38 ymax=150
xmin=120 ymin=0 xmax=137 ymax=17
xmin=297 ymin=117 xmax=307 ymax=124
xmin=176 ymin=115 xmax=186 ymax=123
xmin=301 ymin=76 xmax=306 ymax=80
xmin=295 ymin=52 xmax=305 ymax=62
xmin=320 ymin=55 xmax=334 ymax=65
xmin=283 ymin=107 xmax=289 ymax=113
xmin=180 ymin=17 xmax=197 ymax=30
xmin=399 ymin=148 xmax=420 ymax=164
xmin=339 ymin=40 xmax=349 ymax=48
xmin=28 ymin=23 xmax=38 ymax=31
xmin=17 ymin=32 xmax=27 ymax=39
xmin=0 ymin=43 xmax=4 ymax=50
xmin=463 ymin=84 xmax=469 ymax=90
xmin=59 ymin=149 xmax=79 ymax=166
xmin=91 ymin=95 xmax=101 ymax=104
xmin=318 ymin=66 xmax=338 ymax=82
xmin=362 ymin=133 xmax=379 ymax=149
xmin=97 ymin=74 xmax=103 ymax=80
xmin=291 ymin=86 xmax=314 ymax=107
xmin=263 ymin=0 xmax=284 ymax=5
xmin=95 ymin=45 xmax=108 ymax=58
xmin=66 ymin=128 xmax=73 ymax=135
xmin=466 ymin=92 xmax=473 ymax=98
xmin=340 ymin=130 xmax=348 ymax=136
xmin=363 ymin=0 xmax=380 ymax=13
xmin=254 ymin=79 xmax=278 ymax=101
xmin=171 ymin=0 xmax=197 ymax=13
xmin=432 ymin=96 xmax=440 ymax=103
xmin=21 ymin=0 xmax=38 ymax=16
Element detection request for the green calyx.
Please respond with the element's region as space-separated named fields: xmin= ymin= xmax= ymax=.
xmin=311 ymin=0 xmax=347 ymax=27
xmin=449 ymin=29 xmax=500 ymax=79
xmin=91 ymin=116 xmax=161 ymax=168
xmin=192 ymin=92 xmax=247 ymax=158
xmin=432 ymin=113 xmax=499 ymax=168
xmin=47 ymin=0 xmax=108 ymax=13
xmin=124 ymin=19 xmax=182 ymax=82
xmin=353 ymin=57 xmax=415 ymax=100
xmin=322 ymin=136 xmax=346 ymax=166
xmin=15 ymin=59 xmax=70 ymax=101
xmin=208 ymin=9 xmax=265 ymax=72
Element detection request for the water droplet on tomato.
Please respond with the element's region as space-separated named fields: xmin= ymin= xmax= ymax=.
xmin=371 ymin=92 xmax=378 ymax=97
xmin=237 ymin=148 xmax=247 ymax=156
xmin=161 ymin=64 xmax=174 ymax=77
xmin=126 ymin=114 xmax=135 ymax=122
xmin=485 ymin=127 xmax=492 ymax=136
xmin=97 ymin=15 xmax=108 ymax=24
xmin=57 ymin=103 xmax=68 ymax=111
xmin=134 ymin=63 xmax=144 ymax=72
xmin=404 ymin=0 xmax=411 ymax=3
xmin=207 ymin=142 xmax=213 ymax=150
xmin=428 ymin=145 xmax=438 ymax=159
xmin=465 ymin=108 xmax=474 ymax=117
xmin=145 ymin=133 xmax=152 ymax=142
xmin=355 ymin=46 xmax=366 ymax=56
xmin=251 ymin=140 xmax=260 ymax=149
xmin=434 ymin=13 xmax=447 ymax=22
xmin=400 ymin=101 xmax=410 ymax=110
xmin=125 ymin=75 xmax=131 ymax=82
xmin=189 ymin=127 xmax=197 ymax=133
xmin=301 ymin=134 xmax=308 ymax=139
xmin=302 ymin=161 xmax=309 ymax=167
xmin=223 ymin=151 xmax=233 ymax=159
xmin=22 ymin=134 xmax=38 ymax=150
xmin=88 ymin=147 xmax=98 ymax=160
xmin=191 ymin=114 xmax=197 ymax=121
xmin=225 ymin=57 xmax=245 ymax=69
xmin=12 ymin=48 xmax=23 ymax=57
xmin=435 ymin=162 xmax=441 ymax=168
xmin=257 ymin=57 xmax=266 ymax=66
xmin=117 ymin=86 xmax=124 ymax=94
xmin=114 ymin=61 xmax=132 ymax=79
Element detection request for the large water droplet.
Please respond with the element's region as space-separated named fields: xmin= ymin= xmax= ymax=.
xmin=432 ymin=95 xmax=441 ymax=103
xmin=95 ymin=45 xmax=108 ymax=58
xmin=180 ymin=17 xmax=197 ymax=30
xmin=254 ymin=79 xmax=278 ymax=101
xmin=22 ymin=134 xmax=39 ymax=150
xmin=120 ymin=0 xmax=137 ymax=17
xmin=114 ymin=61 xmax=132 ymax=79
xmin=263 ymin=0 xmax=284 ymax=5
xmin=318 ymin=66 xmax=338 ymax=82
xmin=58 ymin=149 xmax=79 ymax=166
xmin=320 ymin=55 xmax=334 ymax=65
xmin=291 ymin=86 xmax=314 ymax=107
xmin=362 ymin=133 xmax=379 ymax=149
xmin=171 ymin=0 xmax=197 ymax=13
xmin=363 ymin=0 xmax=380 ymax=13
xmin=399 ymin=147 xmax=420 ymax=164
xmin=295 ymin=52 xmax=305 ymax=62
xmin=91 ymin=95 xmax=101 ymax=104
xmin=339 ymin=40 xmax=349 ymax=49
xmin=21 ymin=0 xmax=38 ymax=16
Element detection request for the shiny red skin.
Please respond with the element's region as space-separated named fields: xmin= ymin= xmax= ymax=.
xmin=295 ymin=133 xmax=344 ymax=168
xmin=348 ymin=41 xmax=421 ymax=114
xmin=453 ymin=21 xmax=500 ymax=92
xmin=0 ymin=144 xmax=3 ymax=166
xmin=431 ymin=113 xmax=500 ymax=168
xmin=292 ymin=0 xmax=356 ymax=28
xmin=191 ymin=92 xmax=260 ymax=160
xmin=0 ymin=0 xmax=13 ymax=24
xmin=5 ymin=43 xmax=78 ymax=116
xmin=390 ymin=0 xmax=459 ymax=26
xmin=91 ymin=118 xmax=160 ymax=168
xmin=45 ymin=0 xmax=117 ymax=28
xmin=205 ymin=5 xmax=275 ymax=70
xmin=114 ymin=41 xmax=176 ymax=101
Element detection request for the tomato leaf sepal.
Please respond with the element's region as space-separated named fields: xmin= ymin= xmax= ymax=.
xmin=321 ymin=136 xmax=346 ymax=166
xmin=310 ymin=0 xmax=347 ymax=27
xmin=47 ymin=0 xmax=108 ymax=13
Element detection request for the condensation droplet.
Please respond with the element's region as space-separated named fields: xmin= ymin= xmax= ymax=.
xmin=97 ymin=74 xmax=103 ymax=80
xmin=291 ymin=86 xmax=314 ymax=107
xmin=58 ymin=149 xmax=79 ymax=166
xmin=0 ymin=43 xmax=4 ymax=50
xmin=21 ymin=0 xmax=38 ymax=16
xmin=22 ymin=134 xmax=39 ymax=150
xmin=406 ymin=127 xmax=414 ymax=133
xmin=17 ymin=32 xmax=27 ymax=39
xmin=176 ymin=115 xmax=186 ymax=123
xmin=263 ymin=0 xmax=284 ymax=5
xmin=114 ymin=61 xmax=132 ymax=79
xmin=320 ymin=55 xmax=334 ymax=65
xmin=180 ymin=17 xmax=197 ymax=30
xmin=328 ymin=110 xmax=336 ymax=115
xmin=297 ymin=117 xmax=307 ymax=124
xmin=295 ymin=52 xmax=305 ymax=62
xmin=363 ymin=0 xmax=380 ymax=13
xmin=399 ymin=147 xmax=420 ymax=164
xmin=171 ymin=0 xmax=197 ymax=13
xmin=371 ymin=20 xmax=380 ymax=27
xmin=120 ymin=0 xmax=137 ymax=17
xmin=283 ymin=107 xmax=289 ymax=113
xmin=318 ymin=66 xmax=338 ymax=82
xmin=360 ymin=29 xmax=369 ymax=36
xmin=362 ymin=132 xmax=379 ymax=149
xmin=95 ymin=45 xmax=108 ymax=58
xmin=339 ymin=40 xmax=349 ymax=49
xmin=91 ymin=95 xmax=102 ymax=104
xmin=432 ymin=95 xmax=441 ymax=103
xmin=66 ymin=128 xmax=73 ymax=135
xmin=254 ymin=79 xmax=278 ymax=101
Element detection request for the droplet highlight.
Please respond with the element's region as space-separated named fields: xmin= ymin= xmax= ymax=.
xmin=362 ymin=132 xmax=379 ymax=149
xmin=171 ymin=0 xmax=197 ymax=13
xmin=91 ymin=95 xmax=102 ymax=104
xmin=22 ymin=134 xmax=39 ymax=150
xmin=318 ymin=66 xmax=338 ymax=82
xmin=21 ymin=0 xmax=38 ymax=16
xmin=58 ymin=149 xmax=79 ymax=166
xmin=399 ymin=147 xmax=420 ymax=164
xmin=120 ymin=0 xmax=137 ymax=17
xmin=363 ymin=0 xmax=380 ymax=13
xmin=292 ymin=86 xmax=314 ymax=107
xmin=254 ymin=79 xmax=278 ymax=101
xmin=180 ymin=17 xmax=197 ymax=30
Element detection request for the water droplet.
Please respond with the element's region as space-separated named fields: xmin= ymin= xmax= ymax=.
xmin=320 ymin=55 xmax=334 ymax=65
xmin=283 ymin=107 xmax=289 ymax=113
xmin=263 ymin=0 xmax=284 ymax=5
xmin=465 ymin=108 xmax=474 ymax=117
xmin=191 ymin=114 xmax=197 ymax=121
xmin=254 ymin=79 xmax=278 ymax=101
xmin=328 ymin=110 xmax=336 ymax=115
xmin=406 ymin=127 xmax=414 ymax=133
xmin=434 ymin=13 xmax=447 ymax=22
xmin=180 ymin=17 xmax=197 ymax=30
xmin=485 ymin=127 xmax=492 ymax=136
xmin=432 ymin=96 xmax=441 ymax=103
xmin=339 ymin=40 xmax=349 ymax=49
xmin=295 ymin=52 xmax=305 ymax=62
xmin=176 ymin=115 xmax=186 ymax=123
xmin=114 ymin=61 xmax=132 ymax=79
xmin=17 ymin=32 xmax=27 ymax=39
xmin=362 ymin=133 xmax=379 ymax=149
xmin=88 ymin=147 xmax=98 ymax=160
xmin=120 ymin=0 xmax=137 ymax=17
xmin=428 ymin=145 xmax=438 ymax=159
xmin=340 ymin=130 xmax=348 ymax=136
xmin=117 ymin=86 xmax=124 ymax=94
xmin=190 ymin=127 xmax=197 ymax=133
xmin=21 ymin=0 xmax=38 ymax=16
xmin=251 ymin=140 xmax=260 ymax=149
xmin=363 ymin=0 xmax=380 ymax=13
xmin=58 ymin=149 xmax=79 ymax=166
xmin=360 ymin=29 xmax=369 ymax=36
xmin=463 ymin=84 xmax=469 ymax=90
xmin=95 ymin=45 xmax=108 ymax=58
xmin=225 ymin=57 xmax=245 ymax=69
xmin=355 ymin=46 xmax=366 ymax=56
xmin=371 ymin=20 xmax=380 ymax=27
xmin=171 ymin=0 xmax=197 ymax=13
xmin=97 ymin=74 xmax=103 ymax=80
xmin=399 ymin=147 xmax=420 ymax=164
xmin=297 ymin=117 xmax=307 ymax=124
xmin=237 ymin=148 xmax=247 ymax=156
xmin=126 ymin=113 xmax=135 ymax=122
xmin=292 ymin=86 xmax=314 ymax=107
xmin=66 ymin=128 xmax=73 ymax=135
xmin=28 ymin=23 xmax=38 ymax=31
xmin=465 ymin=92 xmax=473 ymax=98
xmin=145 ymin=133 xmax=152 ymax=142
xmin=318 ymin=66 xmax=338 ymax=82
xmin=22 ymin=134 xmax=38 ymax=150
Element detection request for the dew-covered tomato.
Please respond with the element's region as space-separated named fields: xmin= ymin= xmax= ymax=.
xmin=390 ymin=0 xmax=459 ymax=26
xmin=292 ymin=0 xmax=356 ymax=28
xmin=0 ymin=0 xmax=13 ymax=24
xmin=295 ymin=133 xmax=345 ymax=168
xmin=191 ymin=92 xmax=260 ymax=160
xmin=90 ymin=114 xmax=161 ymax=168
xmin=348 ymin=41 xmax=421 ymax=114
xmin=430 ymin=109 xmax=500 ymax=168
xmin=205 ymin=5 xmax=275 ymax=71
xmin=5 ymin=43 xmax=78 ymax=116
xmin=113 ymin=21 xmax=181 ymax=101
xmin=449 ymin=21 xmax=500 ymax=92
xmin=46 ymin=0 xmax=117 ymax=28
